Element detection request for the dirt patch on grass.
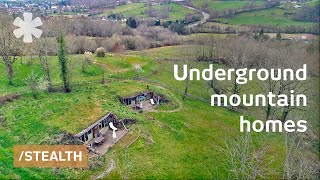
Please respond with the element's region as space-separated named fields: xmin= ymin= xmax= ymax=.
xmin=0 ymin=94 xmax=20 ymax=105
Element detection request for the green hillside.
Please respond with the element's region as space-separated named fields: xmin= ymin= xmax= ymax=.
xmin=101 ymin=2 xmax=195 ymax=21
xmin=217 ymin=8 xmax=317 ymax=28
xmin=0 ymin=48 xmax=288 ymax=179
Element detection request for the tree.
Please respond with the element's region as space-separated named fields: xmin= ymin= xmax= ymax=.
xmin=219 ymin=132 xmax=270 ymax=179
xmin=259 ymin=28 xmax=264 ymax=36
xmin=218 ymin=38 xmax=249 ymax=106
xmin=169 ymin=21 xmax=188 ymax=35
xmin=96 ymin=47 xmax=106 ymax=57
xmin=293 ymin=6 xmax=319 ymax=22
xmin=112 ymin=41 xmax=125 ymax=61
xmin=112 ymin=41 xmax=124 ymax=54
xmin=126 ymin=17 xmax=137 ymax=28
xmin=0 ymin=11 xmax=22 ymax=85
xmin=57 ymin=33 xmax=71 ymax=93
xmin=179 ymin=46 xmax=197 ymax=101
xmin=276 ymin=32 xmax=282 ymax=41
xmin=82 ymin=52 xmax=93 ymax=72
xmin=283 ymin=131 xmax=319 ymax=179
xmin=182 ymin=73 xmax=189 ymax=101
xmin=34 ymin=38 xmax=53 ymax=92
xmin=25 ymin=71 xmax=40 ymax=99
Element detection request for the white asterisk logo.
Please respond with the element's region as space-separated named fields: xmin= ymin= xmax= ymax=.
xmin=13 ymin=12 xmax=43 ymax=43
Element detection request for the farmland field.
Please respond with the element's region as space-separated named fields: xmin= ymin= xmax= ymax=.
xmin=216 ymin=8 xmax=317 ymax=28
xmin=101 ymin=2 xmax=195 ymax=20
xmin=190 ymin=0 xmax=266 ymax=11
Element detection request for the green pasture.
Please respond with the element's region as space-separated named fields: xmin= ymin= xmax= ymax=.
xmin=217 ymin=8 xmax=317 ymax=28
xmin=101 ymin=2 xmax=195 ymax=21
xmin=190 ymin=0 xmax=266 ymax=11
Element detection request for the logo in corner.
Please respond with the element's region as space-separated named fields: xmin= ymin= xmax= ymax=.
xmin=13 ymin=12 xmax=42 ymax=43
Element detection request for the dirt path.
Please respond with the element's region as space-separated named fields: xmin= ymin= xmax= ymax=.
xmin=182 ymin=5 xmax=210 ymax=28
xmin=94 ymin=159 xmax=115 ymax=180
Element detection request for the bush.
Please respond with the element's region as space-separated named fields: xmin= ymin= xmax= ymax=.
xmin=121 ymin=35 xmax=149 ymax=50
xmin=96 ymin=37 xmax=117 ymax=52
xmin=96 ymin=47 xmax=106 ymax=57
xmin=126 ymin=17 xmax=138 ymax=28
xmin=185 ymin=14 xmax=202 ymax=24
xmin=169 ymin=21 xmax=189 ymax=35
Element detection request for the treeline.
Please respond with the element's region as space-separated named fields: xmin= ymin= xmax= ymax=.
xmin=209 ymin=1 xmax=279 ymax=19
xmin=293 ymin=6 xmax=319 ymax=22
xmin=191 ymin=23 xmax=320 ymax=35
xmin=189 ymin=36 xmax=319 ymax=77
xmin=40 ymin=17 xmax=179 ymax=53
xmin=182 ymin=0 xmax=280 ymax=19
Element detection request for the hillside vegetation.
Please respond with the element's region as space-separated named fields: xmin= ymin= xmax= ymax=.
xmin=1 ymin=38 xmax=319 ymax=178
xmin=0 ymin=1 xmax=319 ymax=179
xmin=101 ymin=2 xmax=196 ymax=21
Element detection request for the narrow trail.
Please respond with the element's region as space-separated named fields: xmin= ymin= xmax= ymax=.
xmin=182 ymin=4 xmax=210 ymax=28
xmin=94 ymin=159 xmax=115 ymax=180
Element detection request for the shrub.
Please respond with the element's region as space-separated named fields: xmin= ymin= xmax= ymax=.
xmin=126 ymin=17 xmax=137 ymax=28
xmin=112 ymin=41 xmax=125 ymax=53
xmin=96 ymin=47 xmax=106 ymax=57
xmin=121 ymin=35 xmax=149 ymax=50
xmin=97 ymin=37 xmax=117 ymax=52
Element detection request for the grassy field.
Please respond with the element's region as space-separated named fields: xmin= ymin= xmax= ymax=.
xmin=216 ymin=7 xmax=317 ymax=28
xmin=101 ymin=3 xmax=146 ymax=17
xmin=101 ymin=2 xmax=195 ymax=21
xmin=1 ymin=44 xmax=318 ymax=178
xmin=190 ymin=0 xmax=266 ymax=11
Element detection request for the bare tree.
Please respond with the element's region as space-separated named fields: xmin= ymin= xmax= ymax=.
xmin=25 ymin=71 xmax=40 ymax=99
xmin=180 ymin=46 xmax=197 ymax=101
xmin=81 ymin=52 xmax=93 ymax=73
xmin=0 ymin=11 xmax=22 ymax=84
xmin=34 ymin=38 xmax=53 ymax=92
xmin=217 ymin=38 xmax=250 ymax=105
xmin=218 ymin=132 xmax=270 ymax=179
xmin=112 ymin=41 xmax=125 ymax=61
xmin=256 ymin=46 xmax=282 ymax=121
xmin=283 ymin=131 xmax=319 ymax=179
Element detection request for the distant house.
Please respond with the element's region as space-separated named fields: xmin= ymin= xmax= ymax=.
xmin=300 ymin=35 xmax=314 ymax=40
xmin=121 ymin=18 xmax=127 ymax=23
xmin=294 ymin=4 xmax=302 ymax=8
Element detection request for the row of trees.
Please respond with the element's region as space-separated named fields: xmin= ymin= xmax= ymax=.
xmin=192 ymin=22 xmax=319 ymax=35
xmin=0 ymin=12 xmax=71 ymax=94
xmin=181 ymin=0 xmax=280 ymax=20
xmin=43 ymin=17 xmax=123 ymax=37
xmin=293 ymin=6 xmax=319 ymax=22
xmin=24 ymin=33 xmax=71 ymax=96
